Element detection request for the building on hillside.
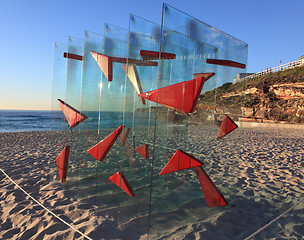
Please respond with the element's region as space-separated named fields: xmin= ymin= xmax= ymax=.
xmin=299 ymin=55 xmax=304 ymax=65
xmin=233 ymin=73 xmax=254 ymax=83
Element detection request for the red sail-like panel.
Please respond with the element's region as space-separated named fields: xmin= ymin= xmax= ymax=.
xmin=109 ymin=172 xmax=135 ymax=197
xmin=56 ymin=146 xmax=70 ymax=183
xmin=159 ymin=150 xmax=204 ymax=175
xmin=195 ymin=166 xmax=228 ymax=207
xmin=121 ymin=128 xmax=130 ymax=146
xmin=138 ymin=73 xmax=214 ymax=113
xmin=87 ymin=126 xmax=124 ymax=161
xmin=206 ymin=59 xmax=246 ymax=69
xmin=217 ymin=115 xmax=238 ymax=139
xmin=135 ymin=144 xmax=149 ymax=159
xmin=139 ymin=50 xmax=176 ymax=60
xmin=57 ymin=99 xmax=88 ymax=129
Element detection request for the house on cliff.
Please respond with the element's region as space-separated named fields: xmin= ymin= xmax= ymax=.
xmin=233 ymin=73 xmax=254 ymax=83
xmin=299 ymin=55 xmax=304 ymax=65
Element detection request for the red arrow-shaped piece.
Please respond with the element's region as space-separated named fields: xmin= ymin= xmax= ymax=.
xmin=195 ymin=166 xmax=228 ymax=207
xmin=56 ymin=145 xmax=70 ymax=183
xmin=87 ymin=126 xmax=124 ymax=161
xmin=159 ymin=150 xmax=204 ymax=175
xmin=57 ymin=99 xmax=88 ymax=129
xmin=217 ymin=115 xmax=238 ymax=139
xmin=109 ymin=172 xmax=135 ymax=197
xmin=139 ymin=73 xmax=214 ymax=113
xmin=135 ymin=144 xmax=149 ymax=159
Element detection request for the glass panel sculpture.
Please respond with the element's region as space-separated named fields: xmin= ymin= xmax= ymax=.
xmin=50 ymin=3 xmax=250 ymax=238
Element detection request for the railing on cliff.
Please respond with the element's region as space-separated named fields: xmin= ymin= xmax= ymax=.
xmin=237 ymin=59 xmax=304 ymax=83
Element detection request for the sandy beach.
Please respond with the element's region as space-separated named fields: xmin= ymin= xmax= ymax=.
xmin=0 ymin=124 xmax=304 ymax=239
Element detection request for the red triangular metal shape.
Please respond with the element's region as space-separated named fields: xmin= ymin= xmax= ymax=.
xmin=57 ymin=99 xmax=88 ymax=129
xmin=217 ymin=115 xmax=238 ymax=139
xmin=159 ymin=150 xmax=204 ymax=175
xmin=195 ymin=166 xmax=228 ymax=207
xmin=138 ymin=74 xmax=214 ymax=113
xmin=87 ymin=126 xmax=124 ymax=161
xmin=135 ymin=144 xmax=149 ymax=159
xmin=109 ymin=172 xmax=135 ymax=197
xmin=121 ymin=128 xmax=130 ymax=146
xmin=56 ymin=146 xmax=70 ymax=183
xmin=91 ymin=51 xmax=113 ymax=81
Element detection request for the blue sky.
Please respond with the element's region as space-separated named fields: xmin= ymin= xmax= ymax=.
xmin=0 ymin=0 xmax=303 ymax=110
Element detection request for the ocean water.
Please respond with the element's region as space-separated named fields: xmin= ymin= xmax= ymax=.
xmin=0 ymin=110 xmax=154 ymax=133
xmin=0 ymin=110 xmax=54 ymax=132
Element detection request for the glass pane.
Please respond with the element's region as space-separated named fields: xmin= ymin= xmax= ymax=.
xmin=50 ymin=42 xmax=68 ymax=182
xmin=94 ymin=26 xmax=126 ymax=212
xmin=76 ymin=31 xmax=103 ymax=203
xmin=62 ymin=37 xmax=83 ymax=192
xmin=117 ymin=15 xmax=161 ymax=230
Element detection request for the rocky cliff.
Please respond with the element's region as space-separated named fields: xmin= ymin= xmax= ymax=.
xmin=197 ymin=65 xmax=304 ymax=123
